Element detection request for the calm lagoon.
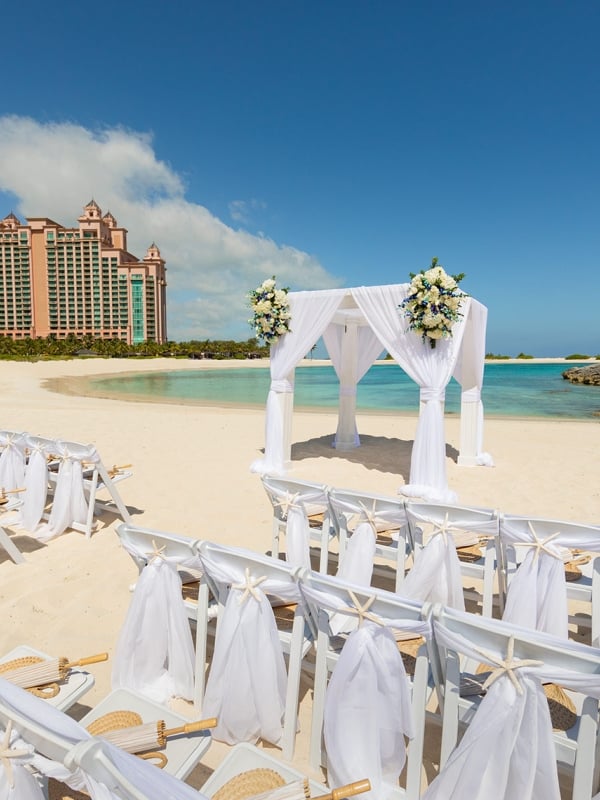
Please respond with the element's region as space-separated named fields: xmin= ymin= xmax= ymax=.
xmin=86 ymin=362 xmax=600 ymax=421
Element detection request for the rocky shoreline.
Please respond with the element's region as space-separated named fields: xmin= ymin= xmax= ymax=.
xmin=562 ymin=363 xmax=600 ymax=386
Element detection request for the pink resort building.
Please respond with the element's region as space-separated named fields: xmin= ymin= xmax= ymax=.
xmin=0 ymin=200 xmax=167 ymax=344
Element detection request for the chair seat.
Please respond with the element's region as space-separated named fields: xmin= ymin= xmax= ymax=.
xmin=0 ymin=645 xmax=95 ymax=712
xmin=200 ymin=742 xmax=328 ymax=798
xmin=78 ymin=687 xmax=212 ymax=781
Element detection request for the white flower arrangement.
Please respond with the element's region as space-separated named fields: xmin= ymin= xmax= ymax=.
xmin=399 ymin=257 xmax=467 ymax=348
xmin=248 ymin=276 xmax=292 ymax=346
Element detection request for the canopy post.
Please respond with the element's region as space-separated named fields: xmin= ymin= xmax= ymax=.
xmin=334 ymin=322 xmax=360 ymax=450
xmin=458 ymin=391 xmax=479 ymax=466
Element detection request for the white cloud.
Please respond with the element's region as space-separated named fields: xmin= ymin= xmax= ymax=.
xmin=0 ymin=115 xmax=340 ymax=341
xmin=228 ymin=198 xmax=267 ymax=225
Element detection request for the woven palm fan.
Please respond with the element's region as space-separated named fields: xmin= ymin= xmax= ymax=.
xmin=212 ymin=770 xmax=370 ymax=800
xmin=87 ymin=711 xmax=217 ymax=754
xmin=0 ymin=653 xmax=108 ymax=690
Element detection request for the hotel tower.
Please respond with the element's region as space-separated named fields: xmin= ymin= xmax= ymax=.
xmin=0 ymin=200 xmax=167 ymax=344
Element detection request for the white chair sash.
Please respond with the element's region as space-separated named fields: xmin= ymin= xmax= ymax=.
xmin=112 ymin=542 xmax=200 ymax=703
xmin=34 ymin=442 xmax=99 ymax=541
xmin=19 ymin=437 xmax=49 ymax=533
xmin=335 ymin=521 xmax=376 ymax=588
xmin=402 ymin=536 xmax=464 ymax=610
xmin=285 ymin=505 xmax=311 ymax=570
xmin=200 ymin=549 xmax=299 ymax=746
xmin=300 ymin=583 xmax=430 ymax=799
xmin=423 ymin=621 xmax=600 ymax=800
xmin=0 ymin=432 xmax=26 ymax=493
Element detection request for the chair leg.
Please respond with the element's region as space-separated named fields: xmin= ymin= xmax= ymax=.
xmin=281 ymin=609 xmax=305 ymax=761
xmin=309 ymin=621 xmax=329 ymax=771
xmin=0 ymin=526 xmax=25 ymax=564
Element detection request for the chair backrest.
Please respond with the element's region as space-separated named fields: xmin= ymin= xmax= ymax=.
xmin=405 ymin=501 xmax=499 ymax=549
xmin=429 ymin=604 xmax=600 ymax=799
xmin=117 ymin=522 xmax=200 ymax=573
xmin=403 ymin=502 xmax=500 ymax=614
xmin=299 ymin=569 xmax=432 ymax=799
xmin=499 ymin=514 xmax=600 ymax=640
xmin=328 ymin=486 xmax=407 ymax=534
xmin=261 ymin=474 xmax=329 ymax=521
xmin=197 ymin=541 xmax=308 ymax=758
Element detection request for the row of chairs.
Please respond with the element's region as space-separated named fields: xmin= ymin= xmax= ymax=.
xmin=0 ymin=429 xmax=132 ymax=562
xmin=261 ymin=475 xmax=600 ymax=645
xmin=113 ymin=524 xmax=600 ymax=799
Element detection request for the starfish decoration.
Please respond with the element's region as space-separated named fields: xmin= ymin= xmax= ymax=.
xmin=0 ymin=721 xmax=30 ymax=789
xmin=273 ymin=492 xmax=301 ymax=521
xmin=520 ymin=522 xmax=562 ymax=563
xmin=357 ymin=501 xmax=380 ymax=533
xmin=474 ymin=635 xmax=543 ymax=696
xmin=232 ymin=568 xmax=268 ymax=604
xmin=149 ymin=540 xmax=167 ymax=564
xmin=426 ymin=513 xmax=461 ymax=545
xmin=342 ymin=590 xmax=384 ymax=628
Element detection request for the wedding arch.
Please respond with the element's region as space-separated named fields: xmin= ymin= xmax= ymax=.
xmin=250 ymin=283 xmax=491 ymax=501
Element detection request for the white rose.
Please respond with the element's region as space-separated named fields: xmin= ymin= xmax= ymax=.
xmin=274 ymin=289 xmax=287 ymax=304
xmin=428 ymin=328 xmax=444 ymax=339
xmin=254 ymin=300 xmax=271 ymax=314
xmin=260 ymin=318 xmax=271 ymax=332
xmin=262 ymin=278 xmax=276 ymax=290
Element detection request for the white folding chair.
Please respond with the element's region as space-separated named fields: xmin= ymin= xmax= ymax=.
xmin=404 ymin=501 xmax=501 ymax=616
xmin=261 ymin=474 xmax=335 ymax=572
xmin=327 ymin=486 xmax=410 ymax=592
xmin=299 ymin=569 xmax=434 ymax=799
xmin=500 ymin=514 xmax=600 ymax=646
xmin=116 ymin=523 xmax=218 ymax=709
xmin=0 ymin=429 xmax=27 ymax=491
xmin=428 ymin=604 xmax=600 ymax=799
xmin=0 ymin=676 xmax=210 ymax=799
xmin=197 ymin=540 xmax=314 ymax=761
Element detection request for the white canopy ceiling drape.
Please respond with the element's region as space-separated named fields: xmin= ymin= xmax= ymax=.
xmin=250 ymin=283 xmax=489 ymax=502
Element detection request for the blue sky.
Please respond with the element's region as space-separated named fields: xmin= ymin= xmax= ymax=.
xmin=0 ymin=1 xmax=598 ymax=355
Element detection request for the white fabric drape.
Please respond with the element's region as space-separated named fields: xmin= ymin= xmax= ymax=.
xmin=0 ymin=432 xmax=26 ymax=493
xmin=402 ymin=507 xmax=499 ymax=610
xmin=251 ymin=289 xmax=345 ymax=474
xmin=336 ymin=522 xmax=376 ymax=587
xmin=285 ymin=505 xmax=311 ymax=570
xmin=401 ymin=534 xmax=465 ymax=610
xmin=322 ymin=318 xmax=384 ymax=448
xmin=200 ymin=547 xmax=300 ymax=745
xmin=300 ymin=583 xmax=430 ymax=800
xmin=500 ymin=518 xmax=600 ymax=639
xmin=0 ymin=678 xmax=207 ymax=800
xmin=452 ymin=301 xmax=493 ymax=466
xmin=352 ymin=285 xmax=470 ymax=502
xmin=19 ymin=435 xmax=50 ymax=533
xmin=112 ymin=543 xmax=200 ymax=703
xmin=33 ymin=441 xmax=98 ymax=541
xmin=423 ymin=620 xmax=600 ymax=800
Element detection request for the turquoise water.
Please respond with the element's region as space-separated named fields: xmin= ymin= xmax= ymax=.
xmin=87 ymin=362 xmax=600 ymax=420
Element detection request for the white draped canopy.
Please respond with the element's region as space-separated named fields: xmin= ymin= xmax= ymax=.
xmin=251 ymin=284 xmax=490 ymax=501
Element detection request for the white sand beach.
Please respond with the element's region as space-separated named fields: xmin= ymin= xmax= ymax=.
xmin=0 ymin=357 xmax=599 ymax=790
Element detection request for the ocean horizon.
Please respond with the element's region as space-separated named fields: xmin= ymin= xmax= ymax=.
xmin=84 ymin=361 xmax=600 ymax=421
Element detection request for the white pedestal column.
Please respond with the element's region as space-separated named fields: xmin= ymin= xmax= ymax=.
xmin=458 ymin=394 xmax=479 ymax=466
xmin=278 ymin=370 xmax=295 ymax=470
xmin=335 ymin=323 xmax=359 ymax=450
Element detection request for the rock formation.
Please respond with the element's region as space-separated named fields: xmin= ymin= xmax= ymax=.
xmin=562 ymin=363 xmax=600 ymax=385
